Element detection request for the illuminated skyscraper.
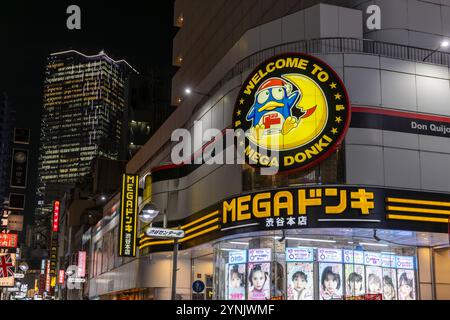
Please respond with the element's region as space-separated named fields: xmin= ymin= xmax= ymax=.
xmin=34 ymin=50 xmax=137 ymax=249
xmin=0 ymin=93 xmax=15 ymax=212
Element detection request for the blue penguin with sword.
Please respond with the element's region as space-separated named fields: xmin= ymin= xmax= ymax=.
xmin=245 ymin=77 xmax=316 ymax=140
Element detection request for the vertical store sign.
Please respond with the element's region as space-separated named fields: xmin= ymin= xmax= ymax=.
xmin=57 ymin=270 xmax=65 ymax=285
xmin=52 ymin=201 xmax=60 ymax=232
xmin=10 ymin=149 xmax=29 ymax=188
xmin=45 ymin=260 xmax=51 ymax=292
xmin=77 ymin=251 xmax=86 ymax=277
xmin=118 ymin=174 xmax=139 ymax=257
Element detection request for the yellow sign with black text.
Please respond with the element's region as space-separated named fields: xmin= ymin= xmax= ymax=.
xmin=233 ymin=53 xmax=351 ymax=172
xmin=119 ymin=174 xmax=139 ymax=257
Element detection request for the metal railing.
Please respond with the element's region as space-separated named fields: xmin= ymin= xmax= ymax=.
xmin=193 ymin=37 xmax=450 ymax=114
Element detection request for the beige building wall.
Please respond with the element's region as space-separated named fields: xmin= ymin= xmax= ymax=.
xmin=434 ymin=247 xmax=450 ymax=299
xmin=418 ymin=247 xmax=450 ymax=300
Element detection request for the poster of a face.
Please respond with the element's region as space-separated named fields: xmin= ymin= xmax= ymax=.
xmin=397 ymin=269 xmax=415 ymax=300
xmin=345 ymin=264 xmax=365 ymax=297
xmin=365 ymin=266 xmax=383 ymax=295
xmin=287 ymin=262 xmax=314 ymax=300
xmin=382 ymin=268 xmax=397 ymax=300
xmin=319 ymin=263 xmax=343 ymax=300
xmin=227 ymin=264 xmax=246 ymax=300
xmin=247 ymin=263 xmax=270 ymax=300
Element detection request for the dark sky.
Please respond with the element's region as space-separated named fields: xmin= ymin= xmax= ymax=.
xmin=0 ymin=1 xmax=174 ymax=228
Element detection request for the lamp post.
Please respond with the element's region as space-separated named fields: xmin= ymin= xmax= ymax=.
xmin=184 ymin=87 xmax=210 ymax=98
xmin=139 ymin=202 xmax=180 ymax=300
xmin=422 ymin=40 xmax=449 ymax=61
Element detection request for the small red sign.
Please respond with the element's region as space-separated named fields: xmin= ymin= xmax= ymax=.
xmin=364 ymin=294 xmax=383 ymax=300
xmin=0 ymin=234 xmax=18 ymax=248
xmin=52 ymin=201 xmax=60 ymax=232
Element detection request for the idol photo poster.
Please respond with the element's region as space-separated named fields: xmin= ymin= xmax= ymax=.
xmin=247 ymin=262 xmax=270 ymax=300
xmin=286 ymin=262 xmax=314 ymax=300
xmin=365 ymin=266 xmax=383 ymax=295
xmin=397 ymin=269 xmax=416 ymax=300
xmin=344 ymin=264 xmax=365 ymax=297
xmin=382 ymin=268 xmax=397 ymax=300
xmin=227 ymin=264 xmax=246 ymax=300
xmin=319 ymin=263 xmax=343 ymax=300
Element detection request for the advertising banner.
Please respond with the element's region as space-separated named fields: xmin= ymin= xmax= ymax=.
xmin=285 ymin=247 xmax=314 ymax=262
xmin=248 ymin=248 xmax=271 ymax=263
xmin=395 ymin=256 xmax=415 ymax=270
xmin=77 ymin=251 xmax=86 ymax=278
xmin=319 ymin=263 xmax=343 ymax=300
xmin=10 ymin=149 xmax=28 ymax=188
xmin=364 ymin=252 xmax=382 ymax=266
xmin=287 ymin=262 xmax=314 ymax=300
xmin=139 ymin=185 xmax=450 ymax=253
xmin=232 ymin=53 xmax=351 ymax=172
xmin=227 ymin=264 xmax=246 ymax=300
xmin=397 ymin=269 xmax=416 ymax=300
xmin=365 ymin=265 xmax=383 ymax=295
xmin=247 ymin=262 xmax=270 ymax=300
xmin=52 ymin=200 xmax=60 ymax=232
xmin=381 ymin=254 xmax=396 ymax=268
xmin=0 ymin=234 xmax=18 ymax=248
xmin=118 ymin=174 xmax=139 ymax=257
xmin=343 ymin=250 xmax=364 ymax=264
xmin=345 ymin=264 xmax=365 ymax=297
xmin=317 ymin=248 xmax=342 ymax=263
xmin=382 ymin=267 xmax=397 ymax=300
xmin=228 ymin=250 xmax=247 ymax=264
xmin=0 ymin=253 xmax=15 ymax=287
xmin=6 ymin=215 xmax=23 ymax=232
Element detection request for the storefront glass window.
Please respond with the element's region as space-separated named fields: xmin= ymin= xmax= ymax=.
xmin=214 ymin=230 xmax=417 ymax=300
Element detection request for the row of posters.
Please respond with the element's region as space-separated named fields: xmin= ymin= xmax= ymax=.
xmin=226 ymin=248 xmax=416 ymax=300
xmin=286 ymin=247 xmax=416 ymax=300
xmin=228 ymin=249 xmax=272 ymax=300
xmin=287 ymin=262 xmax=415 ymax=300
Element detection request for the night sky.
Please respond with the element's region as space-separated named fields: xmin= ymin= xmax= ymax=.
xmin=0 ymin=1 xmax=174 ymax=229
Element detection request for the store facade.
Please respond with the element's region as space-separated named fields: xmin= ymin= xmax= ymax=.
xmin=86 ymin=1 xmax=450 ymax=300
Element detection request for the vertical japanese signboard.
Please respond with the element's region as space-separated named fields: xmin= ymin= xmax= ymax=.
xmin=49 ymin=236 xmax=58 ymax=277
xmin=52 ymin=201 xmax=60 ymax=232
xmin=58 ymin=270 xmax=65 ymax=285
xmin=77 ymin=251 xmax=86 ymax=278
xmin=118 ymin=174 xmax=139 ymax=257
xmin=45 ymin=260 xmax=51 ymax=292
xmin=10 ymin=149 xmax=28 ymax=188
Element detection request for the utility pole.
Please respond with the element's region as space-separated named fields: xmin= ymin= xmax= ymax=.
xmin=171 ymin=239 xmax=179 ymax=300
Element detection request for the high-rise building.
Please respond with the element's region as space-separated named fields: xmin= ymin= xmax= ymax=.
xmin=0 ymin=92 xmax=15 ymax=212
xmin=34 ymin=50 xmax=137 ymax=249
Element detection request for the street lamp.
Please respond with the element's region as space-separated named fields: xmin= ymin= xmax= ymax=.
xmin=184 ymin=87 xmax=210 ymax=98
xmin=139 ymin=201 xmax=180 ymax=300
xmin=139 ymin=202 xmax=160 ymax=223
xmin=422 ymin=40 xmax=449 ymax=61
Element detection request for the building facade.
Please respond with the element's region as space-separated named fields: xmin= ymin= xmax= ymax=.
xmin=0 ymin=93 xmax=15 ymax=212
xmin=82 ymin=0 xmax=450 ymax=300
xmin=34 ymin=50 xmax=136 ymax=250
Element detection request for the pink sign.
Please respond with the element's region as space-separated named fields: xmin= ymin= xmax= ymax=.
xmin=77 ymin=251 xmax=86 ymax=277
